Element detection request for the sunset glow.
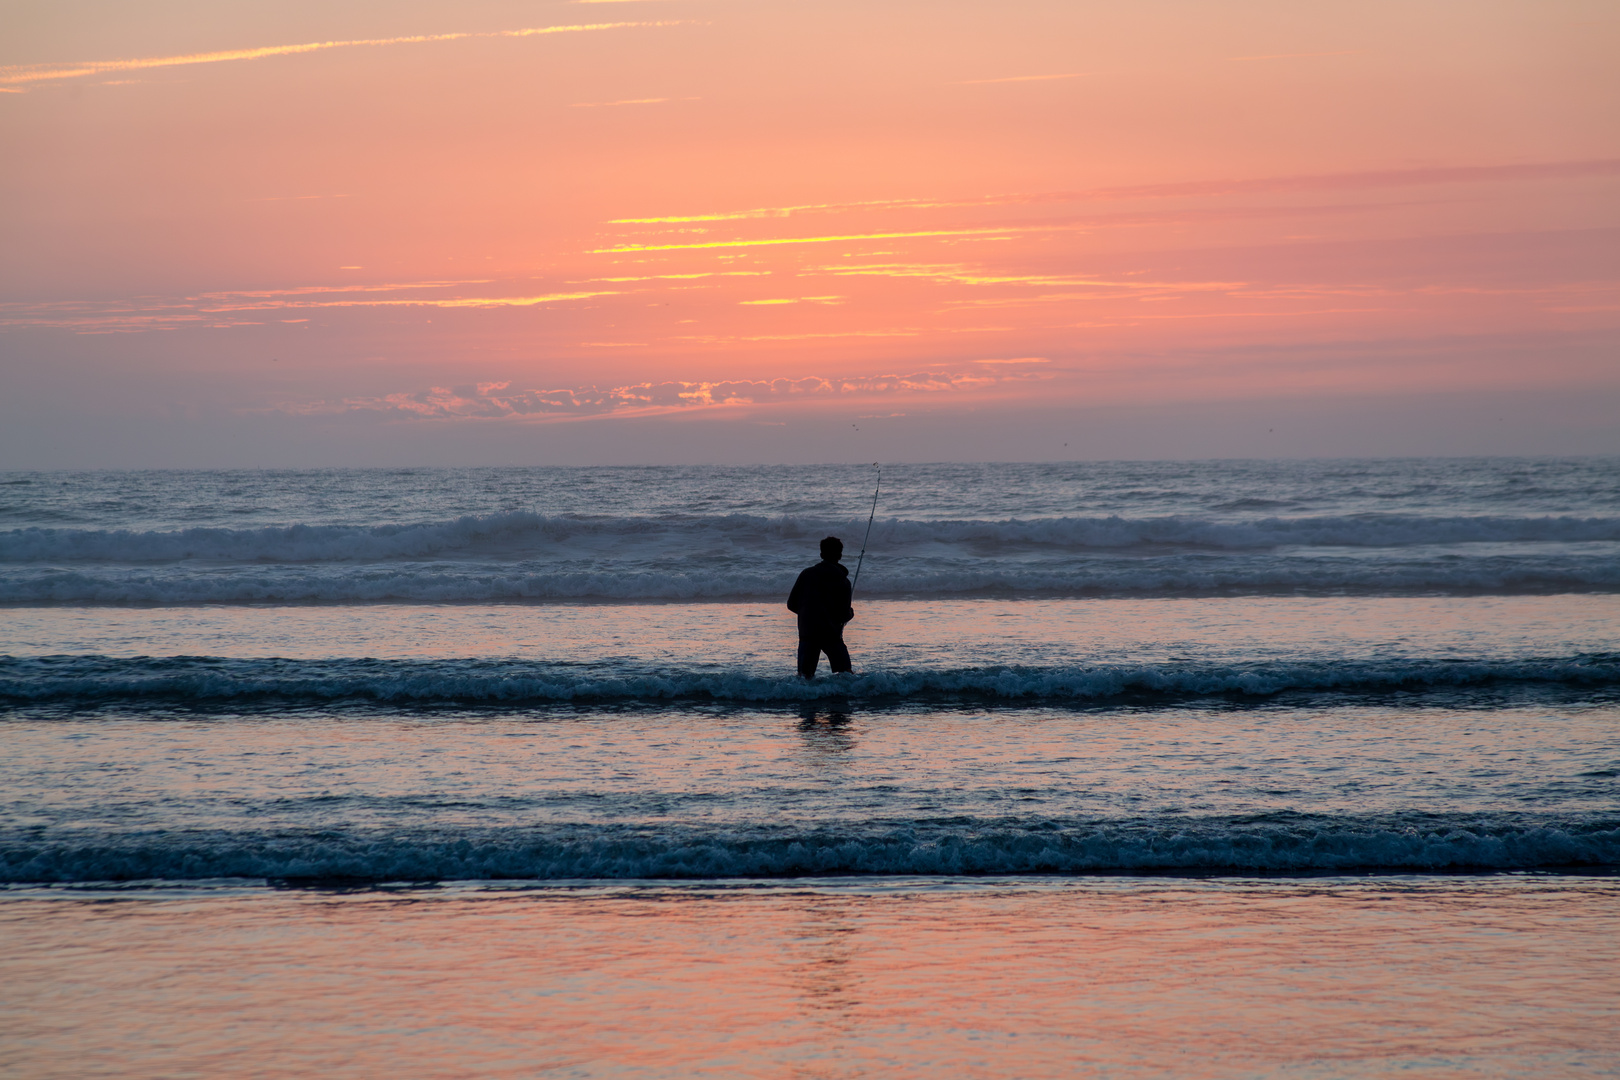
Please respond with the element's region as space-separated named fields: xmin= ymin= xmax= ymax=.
xmin=2 ymin=0 xmax=1616 ymax=464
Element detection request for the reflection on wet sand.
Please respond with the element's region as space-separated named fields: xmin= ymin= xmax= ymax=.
xmin=786 ymin=896 xmax=864 ymax=1057
xmin=4 ymin=878 xmax=1617 ymax=1077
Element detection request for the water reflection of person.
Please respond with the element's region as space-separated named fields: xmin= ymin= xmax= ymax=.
xmin=787 ymin=536 xmax=855 ymax=678
xmin=798 ymin=704 xmax=855 ymax=760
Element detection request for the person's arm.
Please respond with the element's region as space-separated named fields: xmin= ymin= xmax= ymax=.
xmin=787 ymin=569 xmax=806 ymax=614
xmin=842 ymin=577 xmax=854 ymax=624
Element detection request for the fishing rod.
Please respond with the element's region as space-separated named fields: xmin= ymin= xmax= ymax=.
xmin=851 ymin=463 xmax=881 ymax=594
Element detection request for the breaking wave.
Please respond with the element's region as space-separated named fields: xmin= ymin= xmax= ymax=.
xmin=4 ymin=511 xmax=1618 ymax=564
xmin=4 ymin=654 xmax=1616 ymax=708
xmin=5 ymin=560 xmax=1617 ymax=604
xmin=4 ymin=511 xmax=1617 ymax=603
xmin=4 ymin=814 xmax=1615 ymax=883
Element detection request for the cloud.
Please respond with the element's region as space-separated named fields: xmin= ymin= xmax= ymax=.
xmin=0 ymin=21 xmax=684 ymax=88
xmin=198 ymin=280 xmax=492 ymax=300
xmin=592 ymin=226 xmax=1049 ymax=254
xmin=603 ymin=158 xmax=1620 ymax=226
xmin=943 ymin=277 xmax=1251 ymax=309
xmin=407 ymin=292 xmax=617 ymax=309
xmin=1067 ymin=159 xmax=1620 ymax=202
xmin=301 ymin=370 xmax=1028 ymax=421
xmin=610 ymin=197 xmax=968 ymax=225
xmin=194 ymin=282 xmax=616 ymax=312
xmin=1059 ymin=307 xmax=1384 ymax=327
xmin=673 ymin=329 xmax=923 ymax=343
xmin=811 ymin=262 xmax=1245 ymax=294
xmin=0 ymin=281 xmax=614 ymax=331
xmin=809 ymin=262 xmax=1090 ymax=286
xmin=586 ymin=271 xmax=772 ymax=282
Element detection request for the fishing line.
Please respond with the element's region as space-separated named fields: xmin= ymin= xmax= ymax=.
xmin=852 ymin=463 xmax=880 ymax=593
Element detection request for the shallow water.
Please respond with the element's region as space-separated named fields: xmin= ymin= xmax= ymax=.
xmin=4 ymin=594 xmax=1618 ymax=664
xmin=5 ymin=877 xmax=1616 ymax=1079
xmin=3 ymin=699 xmax=1617 ymax=881
xmin=2 ymin=461 xmax=1617 ymax=1074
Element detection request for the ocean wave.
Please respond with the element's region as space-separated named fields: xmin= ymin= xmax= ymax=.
xmin=2 ymin=560 xmax=1616 ymax=604
xmin=3 ymin=654 xmax=1615 ymax=708
xmin=4 ymin=511 xmax=1618 ymax=565
xmin=3 ymin=815 xmax=1614 ymax=882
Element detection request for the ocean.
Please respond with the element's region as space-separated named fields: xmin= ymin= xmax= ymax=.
xmin=2 ymin=458 xmax=1617 ymax=1077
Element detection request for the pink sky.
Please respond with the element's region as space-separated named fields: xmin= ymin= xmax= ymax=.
xmin=2 ymin=0 xmax=1617 ymax=466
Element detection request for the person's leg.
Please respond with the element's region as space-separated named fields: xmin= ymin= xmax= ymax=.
xmin=825 ymin=633 xmax=852 ymax=674
xmin=797 ymin=636 xmax=821 ymax=678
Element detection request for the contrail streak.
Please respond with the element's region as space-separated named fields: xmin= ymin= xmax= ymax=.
xmin=0 ymin=22 xmax=684 ymax=87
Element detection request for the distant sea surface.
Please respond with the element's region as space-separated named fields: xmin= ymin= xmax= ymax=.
xmin=3 ymin=459 xmax=1617 ymax=1077
xmin=4 ymin=457 xmax=1618 ymax=604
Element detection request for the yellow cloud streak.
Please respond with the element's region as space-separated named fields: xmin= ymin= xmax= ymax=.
xmin=199 ymin=280 xmax=492 ymax=300
xmin=412 ymin=292 xmax=619 ymax=309
xmin=592 ymin=226 xmax=1042 ymax=254
xmin=1078 ymin=307 xmax=1384 ymax=324
xmin=0 ymin=22 xmax=682 ymax=87
xmin=588 ymin=271 xmax=771 ymax=282
xmin=675 ymin=329 xmax=922 ymax=343
xmin=947 ymin=287 xmax=1243 ymax=308
xmin=611 ymin=197 xmax=957 ymax=225
xmin=813 ymin=263 xmax=1243 ymax=292
xmin=200 ymin=290 xmax=617 ymax=312
xmin=814 ymin=263 xmax=1074 ymax=286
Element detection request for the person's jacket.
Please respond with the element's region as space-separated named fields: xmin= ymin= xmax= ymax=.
xmin=787 ymin=559 xmax=854 ymax=630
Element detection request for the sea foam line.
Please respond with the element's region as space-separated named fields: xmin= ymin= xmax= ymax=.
xmin=3 ymin=815 xmax=1615 ymax=882
xmin=3 ymin=654 xmax=1616 ymax=707
xmin=4 ymin=511 xmax=1618 ymax=564
xmin=5 ymin=554 xmax=1620 ymax=604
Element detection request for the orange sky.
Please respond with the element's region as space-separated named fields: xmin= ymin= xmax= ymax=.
xmin=2 ymin=0 xmax=1617 ymax=465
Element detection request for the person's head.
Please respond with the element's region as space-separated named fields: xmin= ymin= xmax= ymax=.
xmin=819 ymin=536 xmax=844 ymax=562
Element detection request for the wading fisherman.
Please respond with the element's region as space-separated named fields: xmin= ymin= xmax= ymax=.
xmin=787 ymin=536 xmax=855 ymax=678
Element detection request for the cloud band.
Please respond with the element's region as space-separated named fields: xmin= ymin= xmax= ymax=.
xmin=0 ymin=22 xmax=684 ymax=88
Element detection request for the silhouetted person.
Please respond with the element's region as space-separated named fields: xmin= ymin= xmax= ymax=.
xmin=787 ymin=536 xmax=854 ymax=678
